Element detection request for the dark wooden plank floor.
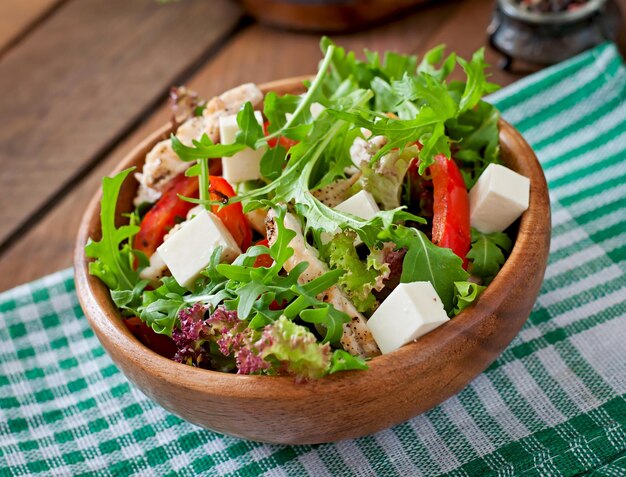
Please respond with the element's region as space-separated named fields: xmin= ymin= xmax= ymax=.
xmin=0 ymin=0 xmax=65 ymax=56
xmin=0 ymin=0 xmax=625 ymax=291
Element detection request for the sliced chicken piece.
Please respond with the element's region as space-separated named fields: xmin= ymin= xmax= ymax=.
xmin=265 ymin=210 xmax=380 ymax=358
xmin=170 ymin=86 xmax=203 ymax=124
xmin=134 ymin=83 xmax=264 ymax=206
xmin=134 ymin=140 xmax=189 ymax=205
xmin=175 ymin=116 xmax=207 ymax=146
xmin=349 ymin=135 xmax=387 ymax=168
xmin=139 ymin=251 xmax=169 ymax=288
xmin=203 ymin=83 xmax=264 ymax=142
xmin=311 ymin=173 xmax=361 ymax=208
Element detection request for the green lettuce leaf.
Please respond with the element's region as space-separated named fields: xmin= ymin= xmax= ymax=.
xmin=329 ymin=349 xmax=369 ymax=373
xmin=452 ymin=281 xmax=486 ymax=316
xmin=321 ymin=232 xmax=388 ymax=314
xmin=360 ymin=145 xmax=419 ymax=211
xmin=259 ymin=316 xmax=332 ymax=381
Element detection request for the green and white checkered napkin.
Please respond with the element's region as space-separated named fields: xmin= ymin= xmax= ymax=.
xmin=2 ymin=43 xmax=626 ymax=477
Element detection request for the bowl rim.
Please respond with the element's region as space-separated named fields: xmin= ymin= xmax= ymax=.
xmin=498 ymin=0 xmax=606 ymax=24
xmin=74 ymin=76 xmax=551 ymax=399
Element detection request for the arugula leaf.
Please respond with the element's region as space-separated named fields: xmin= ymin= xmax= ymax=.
xmin=329 ymin=349 xmax=369 ymax=373
xmin=452 ymin=281 xmax=485 ymax=316
xmin=418 ymin=45 xmax=457 ymax=81
xmin=260 ymin=144 xmax=287 ymax=181
xmin=379 ymin=225 xmax=469 ymax=312
xmin=170 ymin=133 xmax=245 ymax=162
xmin=85 ymin=168 xmax=144 ymax=295
xmin=267 ymin=206 xmax=297 ymax=273
xmin=326 ymin=108 xmax=445 ymax=173
xmin=392 ymin=73 xmax=458 ymax=120
xmin=263 ymin=92 xmax=300 ymax=132
xmin=171 ymin=127 xmax=260 ymax=208
xmin=260 ymin=44 xmax=336 ymax=148
xmin=139 ymin=276 xmax=187 ymax=336
xmin=380 ymin=50 xmax=418 ymax=81
xmin=447 ymin=101 xmax=501 ymax=188
xmin=111 ymin=279 xmax=149 ymax=313
xmin=311 ymin=122 xmax=359 ymax=190
xmin=235 ymin=101 xmax=264 ymax=148
xmin=466 ymin=228 xmax=513 ymax=285
xmin=300 ymin=304 xmax=348 ymax=344
xmin=321 ymin=37 xmax=374 ymax=92
xmin=457 ymin=48 xmax=500 ymax=113
xmin=281 ymin=269 xmax=343 ymax=319
xmin=236 ymin=281 xmax=268 ymax=319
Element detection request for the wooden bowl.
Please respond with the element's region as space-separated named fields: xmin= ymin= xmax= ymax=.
xmin=237 ymin=0 xmax=435 ymax=32
xmin=74 ymin=77 xmax=551 ymax=444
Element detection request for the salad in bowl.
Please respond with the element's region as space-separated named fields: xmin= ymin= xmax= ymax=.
xmin=85 ymin=38 xmax=531 ymax=382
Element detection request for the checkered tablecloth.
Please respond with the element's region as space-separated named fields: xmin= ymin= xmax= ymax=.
xmin=1 ymin=43 xmax=626 ymax=477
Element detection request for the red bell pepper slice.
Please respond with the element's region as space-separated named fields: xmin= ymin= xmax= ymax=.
xmin=251 ymin=238 xmax=285 ymax=309
xmin=263 ymin=121 xmax=298 ymax=150
xmin=134 ymin=174 xmax=199 ymax=258
xmin=429 ymin=154 xmax=471 ymax=267
xmin=252 ymin=238 xmax=273 ymax=268
xmin=209 ymin=176 xmax=252 ymax=252
xmin=134 ymin=174 xmax=252 ymax=257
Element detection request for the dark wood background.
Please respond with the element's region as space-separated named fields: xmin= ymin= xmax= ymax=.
xmin=0 ymin=0 xmax=625 ymax=291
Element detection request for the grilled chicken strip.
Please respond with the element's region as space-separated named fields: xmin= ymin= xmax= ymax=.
xmin=311 ymin=173 xmax=361 ymax=208
xmin=134 ymin=83 xmax=264 ymax=206
xmin=265 ymin=210 xmax=380 ymax=358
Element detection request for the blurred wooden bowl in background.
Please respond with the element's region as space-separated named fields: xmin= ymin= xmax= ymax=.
xmin=237 ymin=0 xmax=436 ymax=32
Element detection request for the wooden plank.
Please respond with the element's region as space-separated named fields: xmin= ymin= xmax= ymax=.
xmin=0 ymin=0 xmax=242 ymax=250
xmin=0 ymin=1 xmax=462 ymax=290
xmin=0 ymin=0 xmax=64 ymax=55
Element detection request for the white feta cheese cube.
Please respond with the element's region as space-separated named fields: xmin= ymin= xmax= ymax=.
xmin=219 ymin=111 xmax=265 ymax=184
xmin=320 ymin=190 xmax=380 ymax=244
xmin=366 ymin=281 xmax=449 ymax=354
xmin=157 ymin=210 xmax=241 ymax=288
xmin=469 ymin=164 xmax=530 ymax=233
xmin=334 ymin=190 xmax=380 ymax=220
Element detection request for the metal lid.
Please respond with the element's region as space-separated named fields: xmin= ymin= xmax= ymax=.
xmin=498 ymin=0 xmax=606 ymax=24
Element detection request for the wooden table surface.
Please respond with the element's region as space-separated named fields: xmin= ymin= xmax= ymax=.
xmin=0 ymin=0 xmax=624 ymax=292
